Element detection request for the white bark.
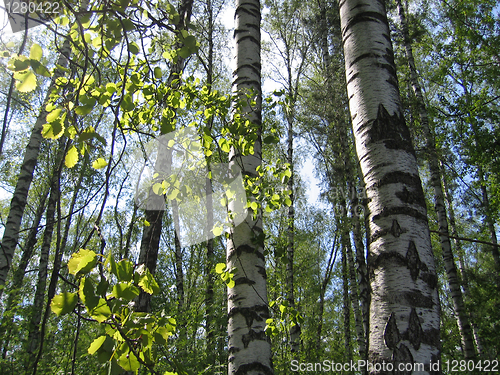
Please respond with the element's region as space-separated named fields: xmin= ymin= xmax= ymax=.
xmin=339 ymin=0 xmax=441 ymax=371
xmin=396 ymin=0 xmax=476 ymax=359
xmin=227 ymin=1 xmax=272 ymax=374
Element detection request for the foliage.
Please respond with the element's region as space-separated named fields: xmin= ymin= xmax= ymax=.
xmin=51 ymin=248 xmax=178 ymax=375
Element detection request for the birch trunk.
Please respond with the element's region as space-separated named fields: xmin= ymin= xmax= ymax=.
xmin=339 ymin=0 xmax=441 ymax=371
xmin=0 ymin=184 xmax=49 ymax=356
xmin=227 ymin=0 xmax=272 ymax=373
xmin=396 ymin=0 xmax=475 ymax=359
xmin=0 ymin=40 xmax=71 ymax=295
xmin=25 ymin=155 xmax=61 ymax=369
xmin=442 ymin=166 xmax=484 ymax=355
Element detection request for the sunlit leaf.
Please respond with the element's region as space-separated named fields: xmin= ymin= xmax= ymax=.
xmin=65 ymin=145 xmax=79 ymax=168
xmin=135 ymin=264 xmax=160 ymax=295
xmin=50 ymin=292 xmax=78 ymax=316
xmin=14 ymin=70 xmax=37 ymax=92
xmin=29 ymin=43 xmax=43 ymax=61
xmin=112 ymin=282 xmax=140 ymax=301
xmin=92 ymin=158 xmax=108 ymax=169
xmin=215 ymin=263 xmax=226 ymax=274
xmin=88 ymin=336 xmax=107 ymax=355
xmin=68 ymin=248 xmax=97 ymax=276
xmin=117 ymin=350 xmax=140 ymax=372
xmin=89 ymin=298 xmax=112 ymax=323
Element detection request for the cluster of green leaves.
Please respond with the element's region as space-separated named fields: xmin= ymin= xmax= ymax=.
xmin=50 ymin=249 xmax=178 ymax=375
xmin=1 ymin=42 xmax=50 ymax=92
xmin=214 ymin=262 xmax=235 ymax=289
xmin=264 ymin=298 xmax=304 ymax=336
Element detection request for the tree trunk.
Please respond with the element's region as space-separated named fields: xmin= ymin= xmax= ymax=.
xmin=396 ymin=0 xmax=475 ymax=359
xmin=227 ymin=0 xmax=272 ymax=373
xmin=135 ymin=0 xmax=194 ymax=313
xmin=339 ymin=0 xmax=441 ymax=371
xmin=0 ymin=39 xmax=71 ymax=295
xmin=341 ymin=236 xmax=353 ymax=362
xmin=25 ymin=148 xmax=62 ymax=371
xmin=0 ymin=184 xmax=49 ymax=357
xmin=442 ymin=165 xmax=484 ymax=355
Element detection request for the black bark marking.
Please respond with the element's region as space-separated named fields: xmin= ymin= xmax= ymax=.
xmin=227 ymin=304 xmax=269 ymax=328
xmin=242 ymin=329 xmax=268 ymax=348
xmin=234 ymin=277 xmax=256 ymax=286
xmin=341 ymin=11 xmax=387 ymax=38
xmin=384 ymin=312 xmax=400 ymax=350
xmin=227 ymin=244 xmax=265 ymax=262
xmin=406 ymin=240 xmax=420 ymax=281
xmin=401 ymin=290 xmax=435 ymax=309
xmin=392 ymin=344 xmax=414 ymax=375
xmin=361 ymin=104 xmax=414 ymax=153
xmin=234 ymin=362 xmax=273 ymax=375
xmin=390 ymin=219 xmax=402 ymax=237
xmin=407 ymin=307 xmax=423 ymax=350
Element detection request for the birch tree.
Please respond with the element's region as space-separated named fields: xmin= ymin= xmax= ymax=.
xmin=227 ymin=0 xmax=273 ymax=373
xmin=0 ymin=39 xmax=71 ymax=296
xmin=396 ymin=0 xmax=476 ymax=359
xmin=339 ymin=0 xmax=441 ymax=371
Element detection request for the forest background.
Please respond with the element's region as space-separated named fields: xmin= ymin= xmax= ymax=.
xmin=0 ymin=0 xmax=499 ymax=374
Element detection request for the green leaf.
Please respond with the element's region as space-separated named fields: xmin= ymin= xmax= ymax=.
xmin=117 ymin=350 xmax=140 ymax=372
xmin=114 ymin=259 xmax=134 ymax=282
xmin=68 ymin=248 xmax=97 ymax=277
xmin=92 ymin=158 xmax=108 ymax=169
xmin=79 ymin=277 xmax=100 ymax=310
xmin=227 ymin=279 xmax=235 ymax=288
xmin=135 ymin=264 xmax=160 ymax=295
xmin=112 ymin=282 xmax=140 ymax=301
xmin=74 ymin=104 xmax=94 ymax=116
xmin=29 ymin=43 xmax=43 ymax=61
xmin=96 ymin=278 xmax=110 ymax=297
xmin=30 ymin=60 xmax=51 ymax=77
xmin=14 ymin=70 xmax=37 ymax=92
xmin=154 ymin=326 xmax=172 ymax=345
xmin=88 ymin=335 xmax=107 ymax=355
xmin=129 ymin=42 xmax=140 ymax=55
xmin=46 ymin=108 xmax=62 ymax=123
xmin=89 ymin=298 xmax=112 ymax=323
xmin=42 ymin=121 xmax=64 ymax=140
xmin=154 ymin=67 xmax=162 ymax=79
xmin=65 ymin=145 xmax=79 ymax=168
xmin=50 ymin=292 xmax=78 ymax=316
xmin=215 ymin=263 xmax=226 ymax=274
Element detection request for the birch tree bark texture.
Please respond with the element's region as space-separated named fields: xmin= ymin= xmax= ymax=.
xmin=227 ymin=0 xmax=273 ymax=374
xmin=339 ymin=0 xmax=441 ymax=372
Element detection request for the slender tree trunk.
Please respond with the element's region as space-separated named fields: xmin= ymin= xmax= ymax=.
xmin=0 ymin=40 xmax=71 ymax=295
xmin=478 ymin=168 xmax=500 ymax=285
xmin=285 ymin=101 xmax=300 ymax=355
xmin=135 ymin=0 xmax=194 ymax=313
xmin=0 ymin=184 xmax=49 ymax=357
xmin=341 ymin=236 xmax=353 ymax=362
xmin=442 ymin=165 xmax=484 ymax=355
xmin=339 ymin=0 xmax=441 ymax=371
xmin=396 ymin=0 xmax=475 ymax=359
xmin=204 ymin=0 xmax=216 ymax=361
xmin=227 ymin=1 xmax=272 ymax=374
xmin=25 ymin=149 xmax=62 ymax=372
xmin=32 ymin=149 xmax=85 ymax=375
